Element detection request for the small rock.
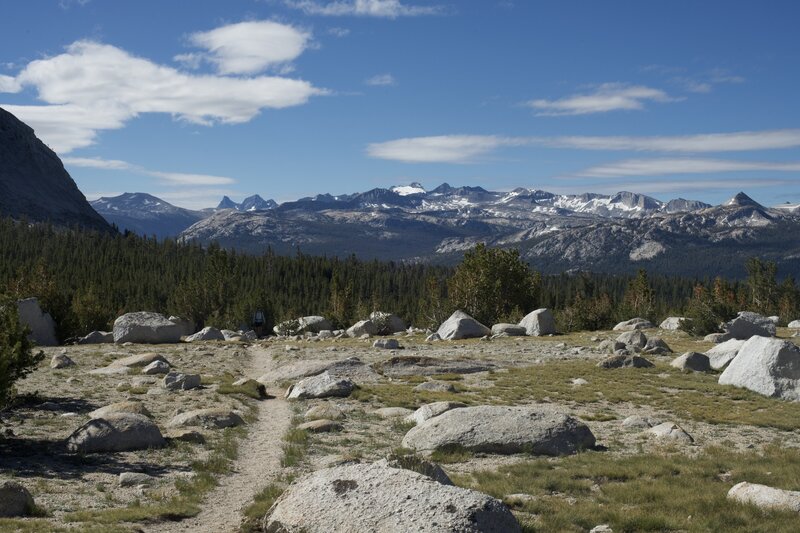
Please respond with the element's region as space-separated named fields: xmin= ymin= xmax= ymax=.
xmin=704 ymin=332 xmax=733 ymax=343
xmin=90 ymin=401 xmax=152 ymax=420
xmin=286 ymin=372 xmax=355 ymax=400
xmin=571 ymin=378 xmax=588 ymax=386
xmin=425 ymin=333 xmax=441 ymax=342
xmin=141 ymin=360 xmax=170 ymax=375
xmin=597 ymin=355 xmax=654 ymax=369
xmin=646 ymin=422 xmax=694 ymax=443
xmin=613 ymin=318 xmax=655 ymax=331
xmin=621 ymin=415 xmax=660 ymax=429
xmin=50 ymin=352 xmax=76 ymax=369
xmin=305 ymin=404 xmax=345 ymax=421
xmin=164 ymin=428 xmax=206 ymax=444
xmin=374 ymin=407 xmax=414 ymax=418
xmin=0 ymin=481 xmax=35 ymax=517
xmin=167 ymin=408 xmax=244 ymax=429
xmin=590 ymin=526 xmax=614 ymax=533
xmin=162 ymin=372 xmax=202 ymax=391
xmin=185 ymin=326 xmax=225 ymax=342
xmin=119 ymin=472 xmax=156 ymax=487
xmin=373 ymin=338 xmax=400 ymax=350
xmin=414 ymin=381 xmax=456 ymax=393
xmin=297 ymin=419 xmax=342 ymax=433
xmin=671 ymin=352 xmax=711 ymax=372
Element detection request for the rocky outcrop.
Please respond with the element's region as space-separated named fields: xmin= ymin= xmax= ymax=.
xmin=518 ymin=308 xmax=556 ymax=336
xmin=373 ymin=338 xmax=400 ymax=349
xmin=597 ymin=354 xmax=654 ymax=369
xmin=16 ymin=298 xmax=58 ymax=346
xmin=724 ymin=311 xmax=777 ymax=340
xmin=0 ymin=107 xmax=112 ymax=232
xmin=298 ymin=316 xmax=332 ymax=333
xmin=262 ymin=461 xmax=521 ymax=532
xmin=718 ymin=336 xmax=800 ymax=400
xmin=436 ymin=310 xmax=491 ymax=340
xmin=374 ymin=356 xmax=495 ymax=377
xmin=66 ymin=413 xmax=165 ymax=453
xmin=113 ymin=312 xmax=183 ymax=344
xmin=402 ymin=405 xmax=595 ymax=455
xmin=50 ymin=352 xmax=75 ymax=369
xmin=162 ymin=372 xmax=202 ymax=391
xmin=646 ymin=422 xmax=694 ymax=443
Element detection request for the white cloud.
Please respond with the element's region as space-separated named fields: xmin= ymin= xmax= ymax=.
xmin=0 ymin=74 xmax=21 ymax=93
xmin=541 ymin=129 xmax=800 ymax=153
xmin=367 ymin=129 xmax=800 ymax=163
xmin=62 ymin=157 xmax=133 ymax=170
xmin=147 ymin=171 xmax=234 ymax=186
xmin=186 ymin=20 xmax=311 ymax=75
xmin=365 ymin=73 xmax=396 ymax=86
xmin=285 ymin=0 xmax=442 ymax=17
xmin=577 ymin=158 xmax=800 ymax=178
xmin=527 ymin=83 xmax=678 ymax=116
xmin=63 ymin=156 xmax=235 ymax=186
xmin=550 ymin=179 xmax=793 ymax=197
xmin=367 ymin=135 xmax=528 ymax=163
xmin=1 ymin=39 xmax=325 ymax=153
xmin=328 ymin=27 xmax=351 ymax=37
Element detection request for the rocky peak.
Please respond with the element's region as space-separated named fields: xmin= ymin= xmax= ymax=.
xmin=725 ymin=192 xmax=763 ymax=209
xmin=0 ymin=107 xmax=112 ymax=232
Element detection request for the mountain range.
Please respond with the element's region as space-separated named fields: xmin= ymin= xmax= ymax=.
xmin=1 ymin=106 xmax=798 ymax=278
xmin=87 ymin=183 xmax=800 ymax=278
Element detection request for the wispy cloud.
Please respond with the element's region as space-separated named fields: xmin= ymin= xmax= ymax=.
xmin=368 ymin=129 xmax=800 ymax=163
xmin=0 ymin=74 xmax=21 ymax=92
xmin=181 ymin=20 xmax=311 ymax=75
xmin=63 ymin=157 xmax=235 ymax=186
xmin=541 ymin=129 xmax=800 ymax=153
xmin=526 ymin=83 xmax=678 ymax=116
xmin=577 ymin=158 xmax=800 ymax=178
xmin=550 ymin=179 xmax=794 ymax=196
xmin=1 ymin=37 xmax=326 ymax=153
xmin=284 ymin=0 xmax=443 ymax=18
xmin=367 ymin=135 xmax=529 ymax=163
xmin=365 ymin=73 xmax=396 ymax=86
xmin=327 ymin=27 xmax=351 ymax=37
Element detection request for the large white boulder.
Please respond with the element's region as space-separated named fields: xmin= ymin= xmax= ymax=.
xmin=298 ymin=316 xmax=332 ymax=333
xmin=613 ymin=318 xmax=655 ymax=331
xmin=718 ymin=336 xmax=800 ymax=400
xmin=262 ymin=461 xmax=521 ymax=533
xmin=723 ymin=311 xmax=776 ymax=340
xmin=286 ymin=372 xmax=355 ymax=400
xmin=518 ymin=308 xmax=556 ymax=336
xmin=727 ymin=482 xmax=800 ymax=512
xmin=347 ymin=319 xmax=378 ymax=338
xmin=167 ymin=408 xmax=244 ymax=429
xmin=66 ymin=413 xmax=166 ymax=453
xmin=369 ymin=311 xmax=406 ymax=334
xmin=659 ymin=317 xmax=686 ymax=330
xmin=705 ymin=339 xmax=746 ymax=370
xmin=789 ymin=319 xmax=800 ymax=329
xmin=402 ymin=405 xmax=595 ymax=456
xmin=436 ymin=310 xmax=490 ymax=340
xmin=113 ymin=312 xmax=182 ymax=344
xmin=16 ymin=297 xmax=58 ymax=346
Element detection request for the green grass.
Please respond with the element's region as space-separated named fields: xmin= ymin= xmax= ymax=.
xmin=281 ymin=421 xmax=310 ymax=468
xmin=474 ymin=359 xmax=800 ymax=430
xmin=351 ymin=382 xmax=477 ymax=410
xmin=430 ymin=444 xmax=474 ymax=464
xmin=240 ymin=481 xmax=290 ymax=532
xmin=453 ymin=444 xmax=800 ymax=532
xmin=64 ymin=426 xmax=243 ymax=526
xmin=217 ymin=379 xmax=266 ymax=400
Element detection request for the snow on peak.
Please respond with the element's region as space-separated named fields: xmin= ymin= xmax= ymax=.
xmin=391 ymin=183 xmax=426 ymax=196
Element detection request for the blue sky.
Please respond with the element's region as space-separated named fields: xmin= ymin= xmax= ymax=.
xmin=1 ymin=0 xmax=799 ymax=209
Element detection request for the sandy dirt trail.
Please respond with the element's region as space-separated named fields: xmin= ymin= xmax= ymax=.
xmin=147 ymin=345 xmax=292 ymax=533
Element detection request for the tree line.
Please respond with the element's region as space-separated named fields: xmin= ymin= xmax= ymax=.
xmin=0 ymin=218 xmax=798 ymax=342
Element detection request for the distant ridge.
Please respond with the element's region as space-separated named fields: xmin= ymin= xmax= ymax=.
xmin=216 ymin=194 xmax=277 ymax=211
